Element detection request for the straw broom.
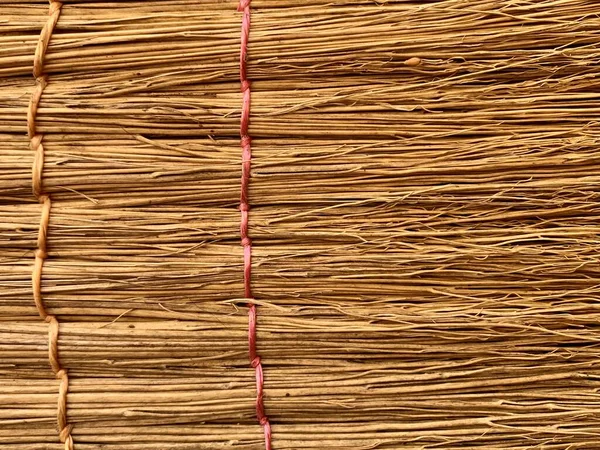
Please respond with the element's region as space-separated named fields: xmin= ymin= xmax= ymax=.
xmin=3 ymin=0 xmax=600 ymax=449
xmin=3 ymin=74 xmax=600 ymax=136
xmin=2 ymin=1 xmax=598 ymax=78
xmin=2 ymin=320 xmax=600 ymax=448
xmin=3 ymin=187 xmax=600 ymax=317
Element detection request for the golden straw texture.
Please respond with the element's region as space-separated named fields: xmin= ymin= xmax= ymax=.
xmin=2 ymin=0 xmax=600 ymax=449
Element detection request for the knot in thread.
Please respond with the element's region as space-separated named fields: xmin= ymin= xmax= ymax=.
xmin=56 ymin=368 xmax=67 ymax=380
xmin=242 ymin=237 xmax=252 ymax=247
xmin=59 ymin=425 xmax=72 ymax=443
xmin=240 ymin=202 xmax=250 ymax=212
xmin=64 ymin=436 xmax=74 ymax=450
xmin=251 ymin=356 xmax=261 ymax=368
xmin=49 ymin=0 xmax=63 ymax=15
xmin=241 ymin=134 xmax=252 ymax=148
xmin=35 ymin=248 xmax=48 ymax=260
xmin=259 ymin=416 xmax=269 ymax=426
xmin=60 ymin=428 xmax=74 ymax=450
xmin=241 ymin=79 xmax=251 ymax=92
xmin=238 ymin=0 xmax=251 ymax=11
xmin=30 ymin=134 xmax=43 ymax=151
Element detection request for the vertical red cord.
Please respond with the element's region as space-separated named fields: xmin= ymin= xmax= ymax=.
xmin=238 ymin=1 xmax=272 ymax=448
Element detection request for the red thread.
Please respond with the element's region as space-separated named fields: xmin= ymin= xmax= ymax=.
xmin=238 ymin=2 xmax=271 ymax=449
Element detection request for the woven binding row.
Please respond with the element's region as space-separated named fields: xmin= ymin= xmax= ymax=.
xmin=29 ymin=2 xmax=73 ymax=450
xmin=237 ymin=1 xmax=272 ymax=449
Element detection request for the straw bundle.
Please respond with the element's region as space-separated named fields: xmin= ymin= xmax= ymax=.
xmin=2 ymin=0 xmax=600 ymax=449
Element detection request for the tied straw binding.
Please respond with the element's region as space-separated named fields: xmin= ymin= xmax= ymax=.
xmin=237 ymin=1 xmax=273 ymax=449
xmin=28 ymin=1 xmax=73 ymax=450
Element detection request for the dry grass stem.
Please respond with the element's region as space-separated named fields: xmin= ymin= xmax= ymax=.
xmin=2 ymin=0 xmax=600 ymax=448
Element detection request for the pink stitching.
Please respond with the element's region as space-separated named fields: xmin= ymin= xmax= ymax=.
xmin=238 ymin=1 xmax=272 ymax=449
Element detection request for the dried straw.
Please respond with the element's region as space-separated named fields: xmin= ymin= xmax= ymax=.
xmin=2 ymin=0 xmax=600 ymax=449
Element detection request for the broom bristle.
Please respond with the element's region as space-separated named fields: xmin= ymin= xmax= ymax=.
xmin=2 ymin=0 xmax=600 ymax=448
